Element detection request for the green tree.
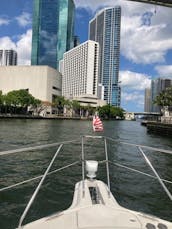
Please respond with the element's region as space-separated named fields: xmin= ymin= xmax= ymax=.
xmin=3 ymin=89 xmax=41 ymax=114
xmin=71 ymin=100 xmax=80 ymax=116
xmin=0 ymin=91 xmax=3 ymax=105
xmin=97 ymin=105 xmax=110 ymax=119
xmin=154 ymin=86 xmax=172 ymax=107
xmin=97 ymin=105 xmax=124 ymax=119
xmin=85 ymin=105 xmax=95 ymax=117
xmin=0 ymin=90 xmax=4 ymax=113
xmin=53 ymin=95 xmax=66 ymax=115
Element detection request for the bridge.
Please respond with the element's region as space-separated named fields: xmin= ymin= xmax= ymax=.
xmin=124 ymin=112 xmax=161 ymax=120
xmin=134 ymin=112 xmax=161 ymax=115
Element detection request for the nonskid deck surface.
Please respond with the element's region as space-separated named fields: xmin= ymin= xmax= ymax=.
xmin=21 ymin=180 xmax=172 ymax=229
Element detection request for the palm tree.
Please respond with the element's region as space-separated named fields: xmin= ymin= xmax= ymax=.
xmin=154 ymin=86 xmax=172 ymax=107
xmin=0 ymin=90 xmax=4 ymax=113
xmin=71 ymin=100 xmax=80 ymax=117
xmin=53 ymin=96 xmax=66 ymax=115
xmin=63 ymin=99 xmax=72 ymax=117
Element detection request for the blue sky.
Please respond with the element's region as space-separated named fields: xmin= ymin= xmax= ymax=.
xmin=0 ymin=0 xmax=172 ymax=112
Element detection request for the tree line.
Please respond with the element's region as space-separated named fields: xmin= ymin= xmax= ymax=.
xmin=0 ymin=89 xmax=41 ymax=114
xmin=52 ymin=95 xmax=124 ymax=119
xmin=1 ymin=86 xmax=171 ymax=117
xmin=0 ymin=89 xmax=125 ymax=119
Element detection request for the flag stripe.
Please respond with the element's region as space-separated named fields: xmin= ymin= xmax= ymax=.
xmin=93 ymin=116 xmax=104 ymax=132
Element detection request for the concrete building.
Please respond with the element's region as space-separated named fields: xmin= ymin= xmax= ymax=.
xmin=0 ymin=50 xmax=17 ymax=66
xmin=61 ymin=40 xmax=99 ymax=98
xmin=89 ymin=6 xmax=121 ymax=106
xmin=71 ymin=94 xmax=106 ymax=107
xmin=144 ymin=88 xmax=151 ymax=112
xmin=0 ymin=66 xmax=62 ymax=103
xmin=31 ymin=0 xmax=75 ymax=69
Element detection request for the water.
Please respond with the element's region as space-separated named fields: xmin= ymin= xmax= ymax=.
xmin=0 ymin=119 xmax=172 ymax=228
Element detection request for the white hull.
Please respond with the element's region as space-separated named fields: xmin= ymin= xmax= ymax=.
xmin=20 ymin=179 xmax=172 ymax=229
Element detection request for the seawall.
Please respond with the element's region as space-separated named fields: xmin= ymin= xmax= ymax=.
xmin=146 ymin=122 xmax=172 ymax=136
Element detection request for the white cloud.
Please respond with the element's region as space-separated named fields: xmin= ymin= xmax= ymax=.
xmin=0 ymin=29 xmax=32 ymax=65
xmin=119 ymin=70 xmax=151 ymax=90
xmin=74 ymin=0 xmax=145 ymax=14
xmin=15 ymin=12 xmax=32 ymax=27
xmin=154 ymin=65 xmax=172 ymax=77
xmin=74 ymin=0 xmax=108 ymax=13
xmin=0 ymin=36 xmax=16 ymax=50
xmin=16 ymin=29 xmax=32 ymax=65
xmin=121 ymin=91 xmax=144 ymax=110
xmin=119 ymin=2 xmax=172 ymax=64
xmin=121 ymin=19 xmax=172 ymax=64
xmin=0 ymin=17 xmax=10 ymax=26
xmin=122 ymin=91 xmax=144 ymax=103
xmin=119 ymin=70 xmax=151 ymax=111
xmin=74 ymin=0 xmax=172 ymax=65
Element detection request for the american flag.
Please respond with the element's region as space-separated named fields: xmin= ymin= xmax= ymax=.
xmin=93 ymin=115 xmax=103 ymax=132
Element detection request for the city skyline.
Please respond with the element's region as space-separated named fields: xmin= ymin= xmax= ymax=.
xmin=0 ymin=0 xmax=172 ymax=112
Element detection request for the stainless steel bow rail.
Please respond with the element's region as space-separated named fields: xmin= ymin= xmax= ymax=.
xmin=0 ymin=135 xmax=172 ymax=227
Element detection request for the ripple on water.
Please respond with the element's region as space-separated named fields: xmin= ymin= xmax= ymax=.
xmin=0 ymin=119 xmax=172 ymax=228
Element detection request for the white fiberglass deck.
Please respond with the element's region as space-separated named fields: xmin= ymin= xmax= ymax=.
xmin=1 ymin=135 xmax=171 ymax=228
xmin=21 ymin=179 xmax=172 ymax=229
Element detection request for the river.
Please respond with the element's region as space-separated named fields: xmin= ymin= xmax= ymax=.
xmin=0 ymin=119 xmax=172 ymax=228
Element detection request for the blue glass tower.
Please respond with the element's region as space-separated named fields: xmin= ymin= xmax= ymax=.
xmin=31 ymin=0 xmax=75 ymax=69
xmin=89 ymin=7 xmax=121 ymax=106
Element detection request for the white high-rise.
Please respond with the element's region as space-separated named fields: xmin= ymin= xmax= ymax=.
xmin=62 ymin=40 xmax=99 ymax=98
xmin=0 ymin=50 xmax=17 ymax=66
xmin=89 ymin=7 xmax=121 ymax=106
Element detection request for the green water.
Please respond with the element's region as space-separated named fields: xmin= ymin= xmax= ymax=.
xmin=0 ymin=119 xmax=172 ymax=228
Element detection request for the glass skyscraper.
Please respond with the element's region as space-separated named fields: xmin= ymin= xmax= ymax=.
xmin=31 ymin=0 xmax=75 ymax=69
xmin=89 ymin=6 xmax=121 ymax=106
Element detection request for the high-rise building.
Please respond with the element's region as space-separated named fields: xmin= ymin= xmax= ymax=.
xmin=144 ymin=88 xmax=151 ymax=112
xmin=89 ymin=6 xmax=121 ymax=106
xmin=61 ymin=40 xmax=99 ymax=98
xmin=0 ymin=50 xmax=17 ymax=66
xmin=73 ymin=35 xmax=80 ymax=47
xmin=31 ymin=0 xmax=75 ymax=69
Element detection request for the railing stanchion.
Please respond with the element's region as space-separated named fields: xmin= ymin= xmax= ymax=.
xmin=18 ymin=144 xmax=63 ymax=228
xmin=104 ymin=137 xmax=111 ymax=197
xmin=138 ymin=146 xmax=172 ymax=201
xmin=81 ymin=136 xmax=85 ymax=197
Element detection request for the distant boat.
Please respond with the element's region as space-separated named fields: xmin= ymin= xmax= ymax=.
xmin=92 ymin=115 xmax=103 ymax=132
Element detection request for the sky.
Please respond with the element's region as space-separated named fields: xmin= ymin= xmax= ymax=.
xmin=0 ymin=0 xmax=172 ymax=112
